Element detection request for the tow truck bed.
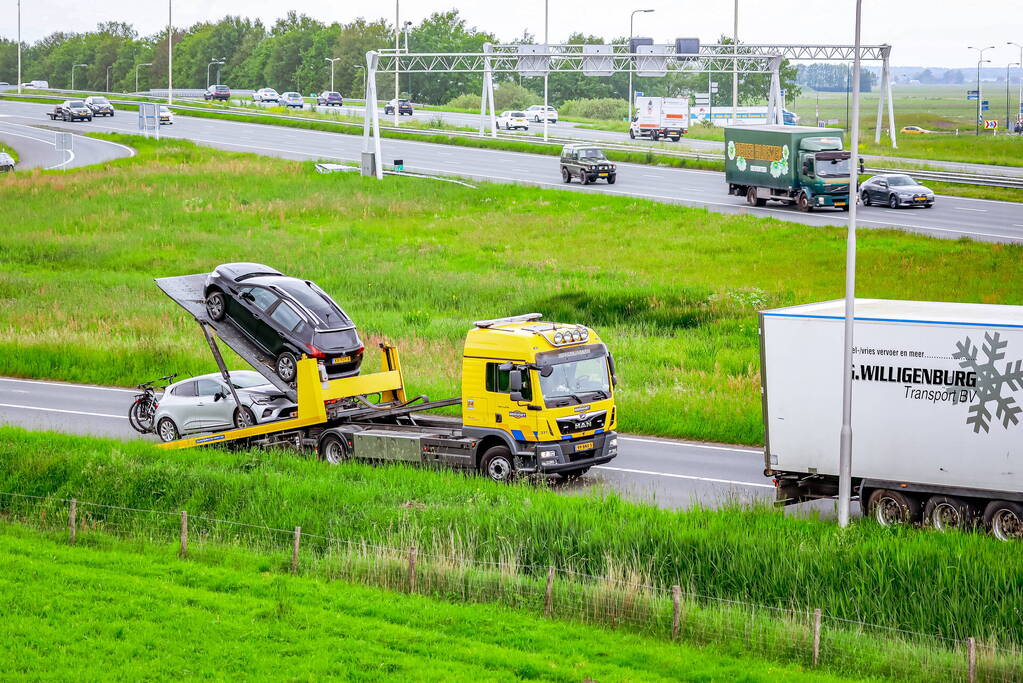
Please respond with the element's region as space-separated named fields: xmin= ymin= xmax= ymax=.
xmin=154 ymin=273 xmax=296 ymax=400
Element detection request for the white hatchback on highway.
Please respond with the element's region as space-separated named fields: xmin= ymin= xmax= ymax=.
xmin=497 ymin=111 xmax=530 ymax=130
xmin=526 ymin=105 xmax=558 ymax=123
xmin=280 ymin=92 xmax=304 ymax=109
xmin=253 ymin=88 xmax=280 ymax=103
xmin=152 ymin=371 xmax=297 ymax=442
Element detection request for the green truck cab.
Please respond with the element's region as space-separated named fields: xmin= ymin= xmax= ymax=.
xmin=724 ymin=126 xmax=852 ymax=212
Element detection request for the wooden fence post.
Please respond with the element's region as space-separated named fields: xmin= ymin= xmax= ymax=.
xmin=671 ymin=585 xmax=681 ymax=641
xmin=544 ymin=566 xmax=555 ymax=618
xmin=812 ymin=608 xmax=822 ymax=667
xmin=291 ymin=526 xmax=301 ymax=574
xmin=68 ymin=499 xmax=77 ymax=545
xmin=968 ymin=637 xmax=976 ymax=683
xmin=408 ymin=546 xmax=418 ymax=593
xmin=179 ymin=510 xmax=188 ymax=558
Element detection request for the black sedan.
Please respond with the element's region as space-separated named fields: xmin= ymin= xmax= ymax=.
xmin=384 ymin=99 xmax=413 ymax=116
xmin=85 ymin=96 xmax=115 ymax=117
xmin=48 ymin=100 xmax=92 ymax=122
xmin=860 ymin=174 xmax=935 ymax=209
xmin=204 ymin=263 xmax=364 ymax=382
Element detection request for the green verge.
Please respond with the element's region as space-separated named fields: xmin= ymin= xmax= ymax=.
xmin=0 ymin=525 xmax=850 ymax=682
xmin=3 ymin=426 xmax=1023 ymax=650
xmin=5 ymin=136 xmax=1023 ymax=443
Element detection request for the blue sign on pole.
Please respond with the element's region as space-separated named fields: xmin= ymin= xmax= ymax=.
xmin=966 ymin=94 xmax=978 ymax=101
xmin=982 ymin=100 xmax=990 ymax=111
xmin=635 ymin=91 xmax=644 ymax=97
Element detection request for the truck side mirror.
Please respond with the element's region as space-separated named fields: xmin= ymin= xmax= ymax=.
xmin=509 ymin=391 xmax=525 ymax=402
xmin=508 ymin=369 xmax=523 ymax=392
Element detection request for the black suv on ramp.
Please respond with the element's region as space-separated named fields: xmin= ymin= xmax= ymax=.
xmin=204 ymin=263 xmax=364 ymax=382
xmin=560 ymin=144 xmax=616 ymax=185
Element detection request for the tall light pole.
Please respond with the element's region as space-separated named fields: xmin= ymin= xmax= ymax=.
xmin=732 ymin=0 xmax=739 ymax=122
xmin=968 ymin=45 xmax=994 ymax=135
xmin=628 ymin=9 xmax=654 ymax=122
xmin=325 ymin=57 xmax=341 ymax=92
xmin=403 ymin=20 xmax=413 ymax=100
xmin=135 ymin=62 xmax=152 ymax=94
xmin=16 ymin=0 xmax=21 ymax=95
xmin=106 ymin=65 xmax=112 ymax=92
xmin=838 ymin=0 xmax=865 ymax=529
xmin=1010 ymin=42 xmax=1023 ymax=130
xmin=393 ymin=0 xmax=400 ymax=124
xmin=71 ymin=63 xmax=87 ymax=91
xmin=1008 ymin=62 xmax=1019 ymax=135
xmin=207 ymin=58 xmax=225 ymax=88
xmin=167 ymin=0 xmax=173 ymax=104
xmin=543 ymin=0 xmax=549 ymax=142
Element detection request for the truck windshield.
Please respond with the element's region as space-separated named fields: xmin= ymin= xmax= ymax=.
xmin=816 ymin=156 xmax=851 ymax=177
xmin=578 ymin=149 xmax=607 ymax=161
xmin=539 ymin=356 xmax=611 ymax=405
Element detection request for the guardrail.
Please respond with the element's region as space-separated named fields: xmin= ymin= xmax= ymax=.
xmin=3 ymin=91 xmax=1021 ymax=190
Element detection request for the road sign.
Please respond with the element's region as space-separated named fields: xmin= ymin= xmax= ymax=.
xmin=966 ymin=94 xmax=978 ymax=100
xmin=984 ymin=120 xmax=998 ymax=129
xmin=967 ymin=89 xmax=979 ymax=95
xmin=634 ymin=91 xmax=643 ymax=97
xmin=982 ymin=101 xmax=990 ymax=111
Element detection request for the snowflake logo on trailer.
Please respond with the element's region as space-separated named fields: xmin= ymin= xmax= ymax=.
xmin=953 ymin=332 xmax=1023 ymax=433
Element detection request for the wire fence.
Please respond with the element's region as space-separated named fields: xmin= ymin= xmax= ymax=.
xmin=1 ymin=490 xmax=1020 ymax=682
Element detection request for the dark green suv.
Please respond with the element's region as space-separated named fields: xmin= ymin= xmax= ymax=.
xmin=560 ymin=145 xmax=616 ymax=185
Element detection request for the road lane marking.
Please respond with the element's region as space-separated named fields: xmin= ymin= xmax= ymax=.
xmin=954 ymin=207 xmax=987 ymax=212
xmin=621 ymin=435 xmax=761 ymax=455
xmin=0 ymin=403 xmax=126 ymax=419
xmin=594 ymin=465 xmax=773 ymax=488
xmin=0 ymin=377 xmax=136 ymax=393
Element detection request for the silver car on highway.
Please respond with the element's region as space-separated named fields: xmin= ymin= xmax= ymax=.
xmin=153 ymin=370 xmax=296 ymax=442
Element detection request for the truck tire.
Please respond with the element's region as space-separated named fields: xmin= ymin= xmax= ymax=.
xmin=561 ymin=166 xmax=571 ymax=183
xmin=606 ymin=175 xmax=616 ymax=185
xmin=318 ymin=433 xmax=350 ymax=465
xmin=746 ymin=187 xmax=767 ymax=207
xmin=797 ymin=192 xmax=813 ymax=212
xmin=924 ymin=495 xmax=976 ymax=532
xmin=481 ymin=445 xmax=515 ymax=483
xmin=867 ymin=489 xmax=921 ymax=527
xmin=984 ymin=501 xmax=1023 ymax=541
xmin=672 ymin=136 xmax=681 ymax=142
xmin=651 ymin=131 xmax=660 ymax=141
xmin=629 ymin=129 xmax=635 ymax=139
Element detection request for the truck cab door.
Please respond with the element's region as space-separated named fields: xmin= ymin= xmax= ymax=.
xmin=485 ymin=363 xmax=538 ymax=443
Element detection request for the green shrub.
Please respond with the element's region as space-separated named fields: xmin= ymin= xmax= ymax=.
xmin=559 ymin=97 xmax=629 ymax=120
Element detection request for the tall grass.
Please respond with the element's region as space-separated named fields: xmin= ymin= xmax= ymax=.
xmin=3 ymin=137 xmax=1023 ymax=443
xmin=2 ymin=427 xmax=1022 ymax=646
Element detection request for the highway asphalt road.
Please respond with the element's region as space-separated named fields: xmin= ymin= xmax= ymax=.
xmin=0 ymin=116 xmax=135 ymax=169
xmin=0 ymin=375 xmax=785 ymax=513
xmin=3 ymin=100 xmax=1019 ymax=243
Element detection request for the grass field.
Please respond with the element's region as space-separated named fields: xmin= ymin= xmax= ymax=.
xmin=0 ymin=525 xmax=850 ymax=681
xmin=3 ymin=136 xmax=1023 ymax=444
xmin=4 ymin=426 xmax=1023 ymax=648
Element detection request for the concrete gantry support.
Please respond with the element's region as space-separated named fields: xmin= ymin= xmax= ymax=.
xmin=362 ymin=51 xmax=384 ymax=180
xmin=479 ymin=43 xmax=497 ymax=138
xmin=873 ymin=46 xmax=897 ymax=148
xmin=766 ymin=56 xmax=785 ymax=125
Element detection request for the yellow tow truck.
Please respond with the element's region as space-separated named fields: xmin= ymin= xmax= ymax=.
xmin=155 ymin=273 xmax=619 ymax=482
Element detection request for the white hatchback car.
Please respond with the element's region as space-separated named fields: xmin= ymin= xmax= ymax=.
xmin=526 ymin=105 xmax=558 ymax=123
xmin=497 ymin=110 xmax=529 ymax=130
xmin=280 ymin=92 xmax=304 ymax=109
xmin=253 ymin=88 xmax=280 ymax=103
xmin=153 ymin=371 xmax=297 ymax=442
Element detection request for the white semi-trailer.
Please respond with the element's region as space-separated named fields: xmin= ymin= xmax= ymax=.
xmin=761 ymin=299 xmax=1023 ymax=539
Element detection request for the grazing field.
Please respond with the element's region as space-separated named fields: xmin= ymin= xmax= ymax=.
xmin=3 ymin=426 xmax=1023 ymax=649
xmin=2 ymin=137 xmax=1023 ymax=444
xmin=0 ymin=525 xmax=849 ymax=682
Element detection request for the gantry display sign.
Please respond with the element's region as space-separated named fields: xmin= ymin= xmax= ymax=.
xmin=360 ymin=42 xmax=896 ymax=179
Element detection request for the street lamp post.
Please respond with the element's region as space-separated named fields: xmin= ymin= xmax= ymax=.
xmin=628 ymin=9 xmax=654 ymax=122
xmin=325 ymin=58 xmax=341 ymax=92
xmin=167 ymin=0 xmax=173 ymax=104
xmin=1008 ymin=63 xmax=1020 ymax=135
xmin=71 ymin=63 xmax=88 ymax=91
xmin=732 ymin=0 xmax=739 ymax=123
xmin=106 ymin=65 xmax=112 ymax=92
xmin=393 ymin=0 xmax=400 ymax=125
xmin=136 ymin=62 xmax=153 ymax=94
xmin=968 ymin=45 xmax=995 ymax=135
xmin=837 ymin=0 xmax=865 ymax=529
xmin=1010 ymin=43 xmax=1023 ymax=130
xmin=207 ymin=58 xmax=225 ymax=88
xmin=17 ymin=0 xmax=22 ymax=95
xmin=403 ymin=21 xmax=413 ymax=100
xmin=543 ymin=0 xmax=550 ymax=142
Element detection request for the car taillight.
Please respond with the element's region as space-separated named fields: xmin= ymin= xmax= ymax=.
xmin=153 ymin=403 xmax=158 ymax=410
xmin=354 ymin=346 xmax=365 ymax=357
xmin=307 ymin=344 xmax=326 ymax=359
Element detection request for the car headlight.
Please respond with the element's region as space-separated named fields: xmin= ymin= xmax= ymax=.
xmin=899 ymin=193 xmax=912 ymax=198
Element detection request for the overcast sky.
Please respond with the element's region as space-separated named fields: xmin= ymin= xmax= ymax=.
xmin=5 ymin=0 xmax=1021 ymax=68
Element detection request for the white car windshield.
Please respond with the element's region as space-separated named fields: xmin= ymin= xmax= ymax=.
xmin=539 ymin=357 xmax=611 ymax=402
xmin=229 ymin=373 xmax=267 ymax=389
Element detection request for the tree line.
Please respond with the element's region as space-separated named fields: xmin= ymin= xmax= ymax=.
xmin=0 ymin=10 xmax=799 ymax=107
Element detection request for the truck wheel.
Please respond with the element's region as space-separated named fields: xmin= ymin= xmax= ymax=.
xmin=205 ymin=289 xmax=227 ymax=321
xmin=629 ymin=129 xmax=635 ymax=139
xmin=561 ymin=167 xmax=571 ymax=183
xmin=276 ymin=351 xmax=298 ymax=383
xmin=672 ymin=136 xmax=681 ymax=142
xmin=924 ymin=496 xmax=976 ymax=532
xmin=555 ymin=467 xmax=590 ymax=482
xmin=868 ymin=489 xmax=920 ymax=527
xmin=746 ymin=187 xmax=767 ymax=207
xmin=651 ymin=131 xmax=660 ymax=141
xmin=985 ymin=501 xmax=1023 ymax=541
xmin=481 ymin=445 xmax=515 ymax=483
xmin=797 ymin=192 xmax=813 ymax=212
xmin=318 ymin=433 xmax=350 ymax=465
xmin=582 ymin=174 xmax=591 ymax=185
xmin=157 ymin=417 xmax=180 ymax=443
xmin=233 ymin=406 xmax=256 ymax=429
xmin=606 ymin=175 xmax=616 ymax=185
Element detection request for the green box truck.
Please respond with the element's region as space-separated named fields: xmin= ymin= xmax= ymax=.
xmin=724 ymin=125 xmax=852 ymax=212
